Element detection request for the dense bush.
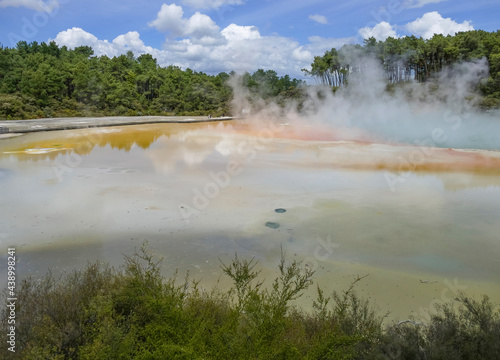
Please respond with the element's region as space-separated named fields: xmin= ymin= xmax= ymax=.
xmin=1 ymin=244 xmax=499 ymax=359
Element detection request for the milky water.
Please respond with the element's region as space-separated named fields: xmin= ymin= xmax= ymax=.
xmin=0 ymin=120 xmax=499 ymax=321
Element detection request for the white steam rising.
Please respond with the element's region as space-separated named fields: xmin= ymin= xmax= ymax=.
xmin=231 ymin=55 xmax=500 ymax=151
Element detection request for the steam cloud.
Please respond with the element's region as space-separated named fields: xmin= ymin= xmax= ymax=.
xmin=230 ymin=54 xmax=500 ymax=151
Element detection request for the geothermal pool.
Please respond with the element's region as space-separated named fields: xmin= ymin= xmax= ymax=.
xmin=1 ymin=118 xmax=499 ymax=321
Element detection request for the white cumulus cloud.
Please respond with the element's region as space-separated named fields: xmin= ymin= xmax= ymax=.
xmin=405 ymin=11 xmax=473 ymax=39
xmin=52 ymin=27 xmax=155 ymax=57
xmin=52 ymin=27 xmax=101 ymax=49
xmin=221 ymin=24 xmax=261 ymax=41
xmin=185 ymin=12 xmax=221 ymax=38
xmin=148 ymin=3 xmax=186 ymax=35
xmin=113 ymin=32 xmax=150 ymax=51
xmin=0 ymin=0 xmax=58 ymax=12
xmin=148 ymin=3 xmax=221 ymax=41
xmin=309 ymin=14 xmax=328 ymax=25
xmin=292 ymin=46 xmax=313 ymax=62
xmin=358 ymin=21 xmax=397 ymax=41
xmin=181 ymin=0 xmax=244 ymax=9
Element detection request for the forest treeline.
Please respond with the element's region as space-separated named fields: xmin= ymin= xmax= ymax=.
xmin=0 ymin=42 xmax=303 ymax=120
xmin=303 ymin=30 xmax=500 ymax=108
xmin=1 ymin=30 xmax=500 ymax=120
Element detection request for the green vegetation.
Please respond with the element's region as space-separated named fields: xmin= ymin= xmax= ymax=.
xmin=0 ymin=42 xmax=303 ymax=120
xmin=1 ymin=29 xmax=500 ymax=120
xmin=303 ymin=30 xmax=500 ymax=108
xmin=2 ymin=244 xmax=499 ymax=359
xmin=0 ymin=30 xmax=500 ymax=119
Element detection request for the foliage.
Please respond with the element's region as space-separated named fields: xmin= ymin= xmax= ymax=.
xmin=1 ymin=244 xmax=499 ymax=359
xmin=303 ymin=30 xmax=500 ymax=108
xmin=241 ymin=69 xmax=305 ymax=100
xmin=0 ymin=42 xmax=304 ymax=119
xmin=373 ymin=293 xmax=500 ymax=359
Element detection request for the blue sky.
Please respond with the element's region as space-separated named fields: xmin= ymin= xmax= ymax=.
xmin=0 ymin=0 xmax=499 ymax=79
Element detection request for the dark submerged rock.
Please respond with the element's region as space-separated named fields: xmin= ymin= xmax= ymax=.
xmin=265 ymin=222 xmax=280 ymax=229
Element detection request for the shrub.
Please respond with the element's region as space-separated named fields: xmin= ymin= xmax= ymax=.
xmin=1 ymin=243 xmax=498 ymax=359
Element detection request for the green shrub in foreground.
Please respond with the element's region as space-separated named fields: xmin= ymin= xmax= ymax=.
xmin=1 ymin=244 xmax=499 ymax=359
